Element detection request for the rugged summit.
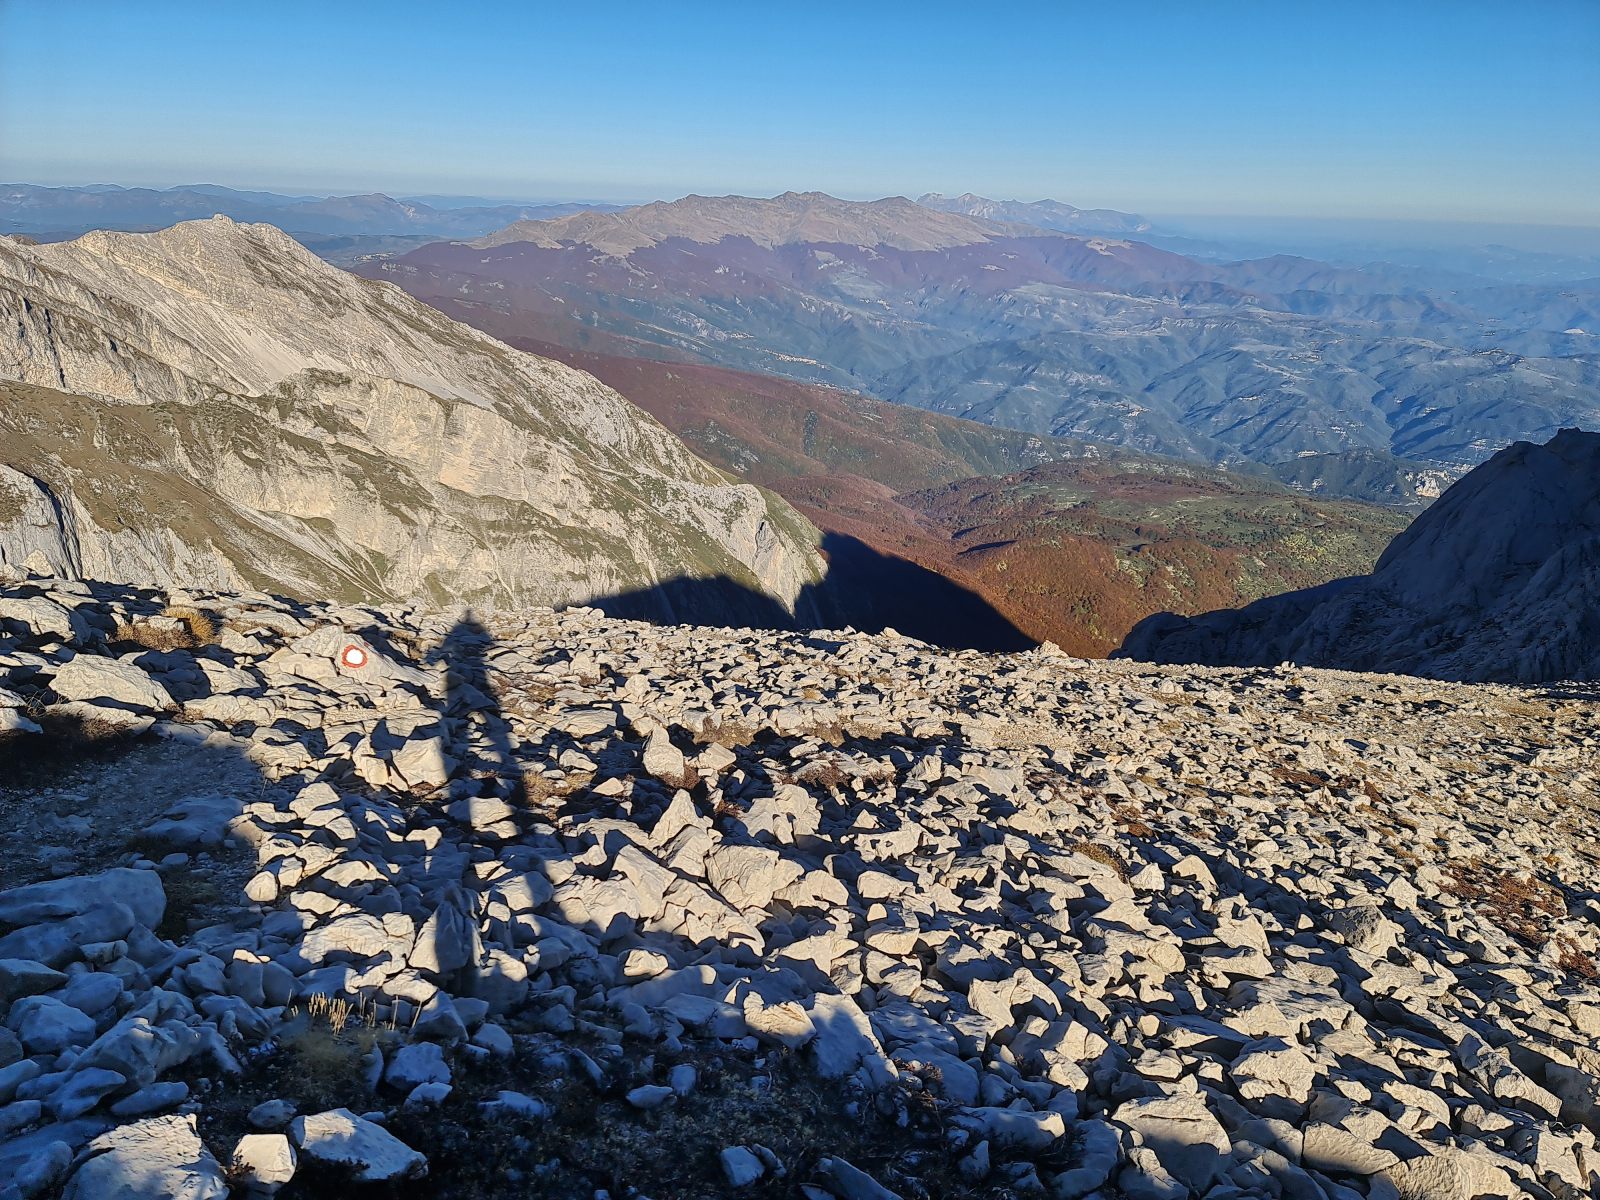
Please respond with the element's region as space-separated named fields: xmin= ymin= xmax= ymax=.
xmin=0 ymin=218 xmax=823 ymax=619
xmin=1117 ymin=428 xmax=1600 ymax=683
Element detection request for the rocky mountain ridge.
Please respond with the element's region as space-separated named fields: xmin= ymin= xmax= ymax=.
xmin=1118 ymin=428 xmax=1600 ymax=684
xmin=0 ymin=218 xmax=824 ymax=620
xmin=0 ymin=574 xmax=1595 ymax=1197
xmin=474 ymin=191 xmax=1058 ymax=256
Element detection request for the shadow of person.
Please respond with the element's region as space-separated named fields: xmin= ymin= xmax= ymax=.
xmin=428 ymin=613 xmax=527 ymax=806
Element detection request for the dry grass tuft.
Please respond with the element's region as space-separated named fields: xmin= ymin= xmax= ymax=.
xmin=114 ymin=604 xmax=217 ymax=652
xmin=1069 ymin=839 xmax=1131 ymax=881
xmin=520 ymin=770 xmax=560 ymax=806
xmin=166 ymin=605 xmax=218 ymax=642
xmin=693 ymin=720 xmax=762 ymax=749
xmin=275 ymin=1021 xmax=375 ymax=1111
xmin=307 ymin=992 xmax=355 ymax=1034
xmin=795 ymin=759 xmax=849 ymax=792
xmin=1445 ymin=860 xmax=1567 ymax=949
xmin=33 ymin=708 xmax=137 ymax=744
xmin=1110 ymin=801 xmax=1156 ymax=840
xmin=1555 ymin=938 xmax=1598 ymax=982
xmin=1270 ymin=765 xmax=1328 ymax=790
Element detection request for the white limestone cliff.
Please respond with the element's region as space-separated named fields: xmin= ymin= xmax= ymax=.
xmin=0 ymin=219 xmax=825 ymax=617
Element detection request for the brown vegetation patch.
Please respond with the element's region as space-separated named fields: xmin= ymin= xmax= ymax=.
xmin=1070 ymin=839 xmax=1131 ymax=881
xmin=1556 ymin=939 xmax=1598 ymax=982
xmin=113 ymin=604 xmax=219 ymax=652
xmin=794 ymin=759 xmax=850 ymax=792
xmin=1110 ymin=802 xmax=1157 ymax=840
xmin=694 ymin=719 xmax=763 ymax=749
xmin=1444 ymin=860 xmax=1567 ymax=949
xmin=1270 ymin=765 xmax=1330 ymax=790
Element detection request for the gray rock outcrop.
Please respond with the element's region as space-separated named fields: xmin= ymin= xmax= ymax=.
xmin=1117 ymin=428 xmax=1600 ymax=683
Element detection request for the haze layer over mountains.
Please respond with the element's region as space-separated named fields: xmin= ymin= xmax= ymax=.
xmin=0 ymin=182 xmax=612 ymax=241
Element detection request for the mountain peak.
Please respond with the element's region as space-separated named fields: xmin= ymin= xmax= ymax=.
xmin=0 ymin=214 xmax=826 ymax=617
xmin=474 ymin=190 xmax=1046 ymax=256
xmin=57 ymin=216 xmax=364 ymax=325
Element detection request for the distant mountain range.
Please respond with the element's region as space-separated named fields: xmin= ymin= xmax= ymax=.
xmin=475 ymin=190 xmax=1050 ymax=255
xmin=361 ymin=190 xmax=1600 ymax=484
xmin=917 ymin=192 xmax=1151 ymax=236
xmin=0 ymin=218 xmax=821 ymax=622
xmin=1118 ymin=428 xmax=1600 ymax=683
xmin=0 ymin=182 xmax=616 ymax=240
xmin=7 ymin=187 xmax=1594 ymax=660
xmin=1136 ymin=216 xmax=1600 ymax=285
xmin=0 ymin=214 xmax=1406 ymax=654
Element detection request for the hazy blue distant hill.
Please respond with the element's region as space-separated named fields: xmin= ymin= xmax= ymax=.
xmin=0 ymin=182 xmax=618 ymax=241
xmin=917 ymin=192 xmax=1151 ymax=236
xmin=1142 ymin=214 xmax=1600 ymax=284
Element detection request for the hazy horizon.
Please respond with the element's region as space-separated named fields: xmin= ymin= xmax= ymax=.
xmin=10 ymin=175 xmax=1600 ymax=261
xmin=3 ymin=1 xmax=1596 ymax=230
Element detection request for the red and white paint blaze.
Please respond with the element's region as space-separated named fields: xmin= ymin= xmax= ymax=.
xmin=339 ymin=644 xmax=370 ymax=670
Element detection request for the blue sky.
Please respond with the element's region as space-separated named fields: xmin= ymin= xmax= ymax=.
xmin=2 ymin=0 xmax=1596 ymax=224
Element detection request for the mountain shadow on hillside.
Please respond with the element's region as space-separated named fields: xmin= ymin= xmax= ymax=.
xmin=587 ymin=532 xmax=1033 ymax=652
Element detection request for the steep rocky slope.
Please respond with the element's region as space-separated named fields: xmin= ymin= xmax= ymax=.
xmin=0 ymin=220 xmax=824 ymax=620
xmin=456 ymin=329 xmax=1090 ymax=492
xmin=1118 ymin=429 xmax=1600 ymax=683
xmin=0 ymin=575 xmax=1596 ymax=1198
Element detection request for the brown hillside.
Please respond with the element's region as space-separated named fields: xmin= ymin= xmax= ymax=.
xmin=417 ymin=299 xmax=1410 ymax=656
